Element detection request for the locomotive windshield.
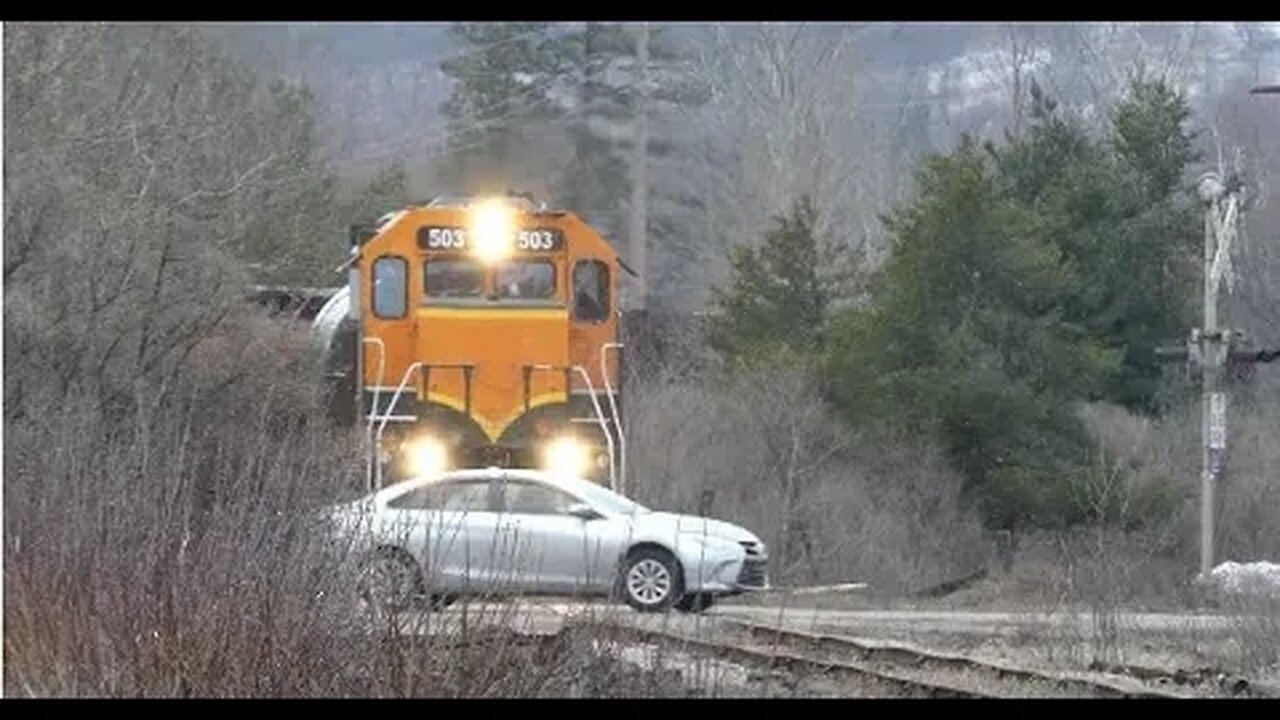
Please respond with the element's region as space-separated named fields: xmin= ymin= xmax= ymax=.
xmin=495 ymin=260 xmax=556 ymax=300
xmin=425 ymin=259 xmax=484 ymax=298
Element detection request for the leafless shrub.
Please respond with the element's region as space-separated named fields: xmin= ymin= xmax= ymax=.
xmin=625 ymin=362 xmax=989 ymax=595
xmin=5 ymin=395 xmax=351 ymax=696
xmin=4 ymin=381 xmax=719 ymax=697
xmin=1074 ymin=399 xmax=1280 ymax=578
xmin=4 ymin=303 xmax=715 ymax=697
xmin=993 ymin=399 xmax=1279 ymax=670
xmin=1213 ymin=399 xmax=1280 ymax=564
xmin=3 ymin=24 xmax=708 ymax=696
xmin=4 ymin=23 xmax=349 ymax=427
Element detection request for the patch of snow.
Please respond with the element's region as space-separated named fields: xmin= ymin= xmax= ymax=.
xmin=1206 ymin=561 xmax=1280 ymax=599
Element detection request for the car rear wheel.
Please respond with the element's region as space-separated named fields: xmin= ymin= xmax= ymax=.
xmin=620 ymin=547 xmax=683 ymax=613
xmin=357 ymin=547 xmax=424 ymax=613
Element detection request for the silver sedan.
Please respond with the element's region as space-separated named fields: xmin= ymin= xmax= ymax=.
xmin=326 ymin=467 xmax=770 ymax=613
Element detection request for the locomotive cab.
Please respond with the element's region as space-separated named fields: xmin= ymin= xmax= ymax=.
xmin=320 ymin=194 xmax=626 ymax=490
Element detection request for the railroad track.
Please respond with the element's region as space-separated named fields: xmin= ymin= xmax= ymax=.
xmin=575 ymin=614 xmax=1192 ymax=698
xmin=363 ymin=600 xmax=1252 ymax=698
xmin=721 ymin=618 xmax=1197 ymax=698
xmin=574 ymin=620 xmax=994 ymax=697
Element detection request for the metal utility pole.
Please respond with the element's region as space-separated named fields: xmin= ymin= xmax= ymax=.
xmin=628 ymin=21 xmax=650 ymax=311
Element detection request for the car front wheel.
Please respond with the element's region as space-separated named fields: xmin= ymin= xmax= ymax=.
xmin=620 ymin=547 xmax=683 ymax=612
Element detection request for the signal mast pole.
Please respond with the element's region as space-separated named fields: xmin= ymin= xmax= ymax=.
xmin=1159 ymin=87 xmax=1279 ymax=579
xmin=1196 ymin=172 xmax=1227 ymax=580
xmin=1190 ymin=84 xmax=1280 ymax=578
xmin=628 ymin=21 xmax=650 ymax=311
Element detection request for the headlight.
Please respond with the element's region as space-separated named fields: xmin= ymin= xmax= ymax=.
xmin=403 ymin=436 xmax=448 ymax=478
xmin=468 ymin=199 xmax=514 ymax=263
xmin=543 ymin=436 xmax=589 ymax=477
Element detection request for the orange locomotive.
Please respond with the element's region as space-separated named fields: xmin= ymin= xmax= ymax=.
xmin=315 ymin=194 xmax=629 ymax=489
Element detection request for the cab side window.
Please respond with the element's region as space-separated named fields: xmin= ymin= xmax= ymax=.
xmin=572 ymin=260 xmax=609 ymax=323
xmin=372 ymin=256 xmax=407 ymax=318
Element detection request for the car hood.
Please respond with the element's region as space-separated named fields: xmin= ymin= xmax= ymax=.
xmin=636 ymin=511 xmax=762 ymax=545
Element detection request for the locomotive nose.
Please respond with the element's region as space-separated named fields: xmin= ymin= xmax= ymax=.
xmin=415 ymin=303 xmax=570 ymax=443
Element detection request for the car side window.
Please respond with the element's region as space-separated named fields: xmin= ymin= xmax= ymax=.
xmin=502 ymin=481 xmax=580 ymax=516
xmin=387 ymin=480 xmax=496 ymax=512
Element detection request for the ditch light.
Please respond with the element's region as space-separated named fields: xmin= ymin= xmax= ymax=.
xmin=402 ymin=435 xmax=450 ymax=478
xmin=542 ymin=436 xmax=591 ymax=477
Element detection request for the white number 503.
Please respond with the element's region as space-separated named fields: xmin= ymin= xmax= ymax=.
xmin=427 ymin=228 xmax=466 ymax=249
xmin=517 ymin=231 xmax=555 ymax=250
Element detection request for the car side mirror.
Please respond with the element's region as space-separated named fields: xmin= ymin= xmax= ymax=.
xmin=567 ymin=503 xmax=602 ymax=521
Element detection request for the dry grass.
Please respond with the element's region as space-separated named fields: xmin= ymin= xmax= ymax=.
xmin=1217 ymin=598 xmax=1280 ymax=680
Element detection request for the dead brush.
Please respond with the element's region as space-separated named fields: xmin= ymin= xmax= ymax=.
xmin=3 ymin=395 xmax=707 ymax=698
xmin=1220 ymin=596 xmax=1280 ymax=677
xmin=624 ymin=363 xmax=989 ymax=596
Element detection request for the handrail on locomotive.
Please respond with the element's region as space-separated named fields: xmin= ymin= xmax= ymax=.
xmin=363 ymin=360 xmax=621 ymax=492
